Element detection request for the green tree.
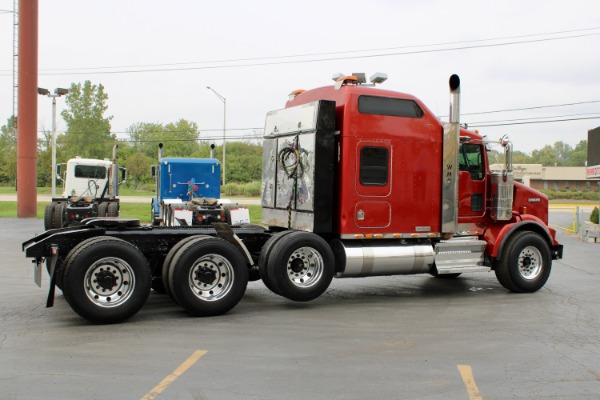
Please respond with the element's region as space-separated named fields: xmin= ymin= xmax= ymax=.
xmin=36 ymin=130 xmax=53 ymax=187
xmin=531 ymin=144 xmax=559 ymax=166
xmin=0 ymin=116 xmax=17 ymax=185
xmin=125 ymin=152 xmax=152 ymax=189
xmin=126 ymin=119 xmax=201 ymax=159
xmin=220 ymin=142 xmax=263 ymax=183
xmin=569 ymin=140 xmax=587 ymax=166
xmin=60 ymin=81 xmax=115 ymax=159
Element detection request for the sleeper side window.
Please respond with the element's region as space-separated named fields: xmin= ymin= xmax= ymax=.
xmin=360 ymin=146 xmax=389 ymax=186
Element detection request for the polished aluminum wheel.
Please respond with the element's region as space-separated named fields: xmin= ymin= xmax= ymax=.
xmin=517 ymin=245 xmax=543 ymax=280
xmin=188 ymin=254 xmax=234 ymax=302
xmin=84 ymin=257 xmax=135 ymax=307
xmin=286 ymin=246 xmax=324 ymax=288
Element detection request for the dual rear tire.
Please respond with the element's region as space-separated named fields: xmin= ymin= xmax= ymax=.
xmin=260 ymin=231 xmax=335 ymax=302
xmin=62 ymin=237 xmax=151 ymax=324
xmin=162 ymin=236 xmax=248 ymax=316
xmin=61 ymin=236 xmax=249 ymax=323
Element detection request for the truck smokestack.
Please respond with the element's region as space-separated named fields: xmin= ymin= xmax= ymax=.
xmin=210 ymin=144 xmax=215 ymax=159
xmin=158 ymin=143 xmax=164 ymax=161
xmin=449 ymin=74 xmax=460 ymax=124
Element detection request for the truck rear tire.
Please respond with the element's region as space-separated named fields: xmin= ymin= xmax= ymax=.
xmin=259 ymin=230 xmax=295 ymax=295
xmin=267 ymin=231 xmax=334 ymax=302
xmin=53 ymin=203 xmax=64 ymax=229
xmin=161 ymin=235 xmax=211 ymax=302
xmin=44 ymin=204 xmax=55 ymax=230
xmin=107 ymin=202 xmax=119 ymax=217
xmin=495 ymin=231 xmax=552 ymax=293
xmin=168 ymin=237 xmax=248 ymax=316
xmin=98 ymin=202 xmax=108 ymax=217
xmin=62 ymin=236 xmax=151 ymax=324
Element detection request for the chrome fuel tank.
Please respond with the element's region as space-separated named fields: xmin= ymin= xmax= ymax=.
xmin=331 ymin=239 xmax=434 ymax=278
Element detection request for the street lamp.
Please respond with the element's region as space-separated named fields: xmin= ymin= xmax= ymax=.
xmin=206 ymin=86 xmax=227 ymax=185
xmin=38 ymin=87 xmax=69 ymax=198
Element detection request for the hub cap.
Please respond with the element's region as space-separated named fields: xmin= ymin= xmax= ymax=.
xmin=84 ymin=257 xmax=135 ymax=307
xmin=286 ymin=246 xmax=324 ymax=288
xmin=189 ymin=254 xmax=234 ymax=302
xmin=517 ymin=246 xmax=543 ymax=280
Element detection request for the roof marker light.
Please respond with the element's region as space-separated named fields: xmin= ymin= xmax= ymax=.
xmin=288 ymin=89 xmax=305 ymax=101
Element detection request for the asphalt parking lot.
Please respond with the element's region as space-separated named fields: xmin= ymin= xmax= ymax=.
xmin=1 ymin=216 xmax=599 ymax=400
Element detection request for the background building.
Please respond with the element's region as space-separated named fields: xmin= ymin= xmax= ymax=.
xmin=490 ymin=164 xmax=600 ymax=192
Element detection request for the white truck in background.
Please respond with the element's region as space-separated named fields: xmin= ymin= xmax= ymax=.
xmin=44 ymin=145 xmax=127 ymax=229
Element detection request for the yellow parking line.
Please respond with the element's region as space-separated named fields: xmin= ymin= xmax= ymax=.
xmin=141 ymin=350 xmax=207 ymax=400
xmin=457 ymin=364 xmax=483 ymax=400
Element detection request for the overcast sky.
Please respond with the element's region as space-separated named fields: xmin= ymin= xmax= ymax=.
xmin=1 ymin=0 xmax=599 ymax=154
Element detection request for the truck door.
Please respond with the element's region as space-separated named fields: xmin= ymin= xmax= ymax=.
xmin=458 ymin=143 xmax=486 ymax=218
xmin=354 ymin=141 xmax=392 ymax=228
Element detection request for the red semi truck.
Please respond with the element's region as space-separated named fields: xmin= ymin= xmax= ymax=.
xmin=23 ymin=74 xmax=562 ymax=323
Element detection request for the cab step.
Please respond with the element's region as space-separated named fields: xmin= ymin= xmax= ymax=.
xmin=434 ymin=236 xmax=491 ymax=275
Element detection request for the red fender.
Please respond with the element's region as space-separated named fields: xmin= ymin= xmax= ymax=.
xmin=483 ymin=213 xmax=558 ymax=260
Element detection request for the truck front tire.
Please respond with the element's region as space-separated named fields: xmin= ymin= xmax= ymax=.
xmin=266 ymin=232 xmax=334 ymax=302
xmin=167 ymin=237 xmax=248 ymax=316
xmin=62 ymin=237 xmax=151 ymax=324
xmin=495 ymin=231 xmax=552 ymax=293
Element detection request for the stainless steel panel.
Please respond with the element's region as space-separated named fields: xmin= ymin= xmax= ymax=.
xmin=441 ymin=123 xmax=459 ymax=233
xmin=262 ymin=208 xmax=314 ymax=232
xmin=261 ymin=138 xmax=277 ymax=208
xmin=434 ymin=237 xmax=487 ymax=273
xmin=264 ymin=102 xmax=319 ymax=137
xmin=296 ymin=134 xmax=316 ymax=212
xmin=275 ymin=136 xmax=299 ymax=210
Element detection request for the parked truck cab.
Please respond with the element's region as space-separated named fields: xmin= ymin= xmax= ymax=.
xmin=43 ymin=146 xmax=127 ymax=229
xmin=24 ymin=74 xmax=562 ymax=324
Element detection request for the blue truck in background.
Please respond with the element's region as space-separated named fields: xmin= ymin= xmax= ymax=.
xmin=151 ymin=143 xmax=250 ymax=226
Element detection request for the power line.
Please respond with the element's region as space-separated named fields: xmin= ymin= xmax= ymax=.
xmin=3 ymin=29 xmax=598 ymax=77
xmin=470 ymin=115 xmax=600 ymax=127
xmin=468 ymin=113 xmax=600 ymax=125
xmin=461 ymin=100 xmax=600 ymax=116
xmin=18 ymin=26 xmax=600 ymax=74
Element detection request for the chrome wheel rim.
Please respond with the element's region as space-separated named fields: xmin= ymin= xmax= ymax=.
xmin=286 ymin=246 xmax=324 ymax=288
xmin=84 ymin=257 xmax=135 ymax=307
xmin=517 ymin=246 xmax=543 ymax=280
xmin=189 ymin=254 xmax=234 ymax=302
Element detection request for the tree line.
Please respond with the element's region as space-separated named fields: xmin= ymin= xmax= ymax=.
xmin=0 ymin=80 xmax=592 ymax=188
xmin=0 ymin=81 xmax=262 ymax=189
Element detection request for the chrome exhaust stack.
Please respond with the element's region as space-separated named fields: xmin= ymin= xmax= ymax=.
xmin=441 ymin=75 xmax=461 ymax=235
xmin=449 ymin=74 xmax=461 ymax=124
xmin=158 ymin=143 xmax=164 ymax=161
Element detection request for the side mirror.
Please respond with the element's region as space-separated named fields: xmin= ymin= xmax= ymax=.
xmin=56 ymin=164 xmax=63 ymax=181
xmin=120 ymin=167 xmax=128 ymax=183
xmin=150 ymin=165 xmax=157 ymax=178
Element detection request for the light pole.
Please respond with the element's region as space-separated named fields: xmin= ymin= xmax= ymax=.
xmin=38 ymin=87 xmax=68 ymax=198
xmin=206 ymin=86 xmax=227 ymax=185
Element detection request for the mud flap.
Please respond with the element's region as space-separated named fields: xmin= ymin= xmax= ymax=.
xmin=212 ymin=222 xmax=254 ymax=266
xmin=46 ymin=245 xmax=59 ymax=308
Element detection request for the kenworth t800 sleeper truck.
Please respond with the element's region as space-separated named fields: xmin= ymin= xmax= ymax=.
xmin=23 ymin=74 xmax=562 ymax=323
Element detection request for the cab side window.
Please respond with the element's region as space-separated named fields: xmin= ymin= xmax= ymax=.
xmin=459 ymin=144 xmax=484 ymax=180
